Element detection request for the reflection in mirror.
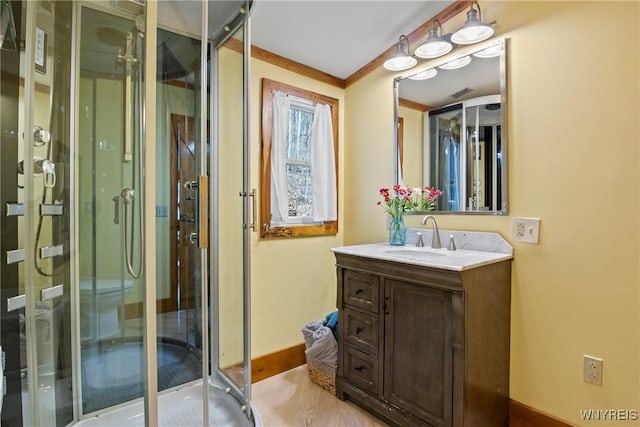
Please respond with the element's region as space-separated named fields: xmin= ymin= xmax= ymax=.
xmin=395 ymin=37 xmax=507 ymax=214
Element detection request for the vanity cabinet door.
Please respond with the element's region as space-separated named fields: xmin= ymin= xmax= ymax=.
xmin=383 ymin=279 xmax=452 ymax=427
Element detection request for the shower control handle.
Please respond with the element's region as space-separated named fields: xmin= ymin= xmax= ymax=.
xmin=120 ymin=187 xmax=135 ymax=204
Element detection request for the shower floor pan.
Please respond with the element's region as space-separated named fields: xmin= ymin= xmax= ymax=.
xmin=81 ymin=338 xmax=202 ymax=413
xmin=78 ymin=338 xmax=259 ymax=425
xmin=76 ymin=380 xmax=260 ymax=426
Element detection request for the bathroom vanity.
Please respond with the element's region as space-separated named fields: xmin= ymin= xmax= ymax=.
xmin=332 ymin=234 xmax=513 ymax=427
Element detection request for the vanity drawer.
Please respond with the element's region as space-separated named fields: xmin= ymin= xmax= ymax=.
xmin=343 ymin=346 xmax=379 ymax=395
xmin=343 ymin=308 xmax=378 ymax=356
xmin=343 ymin=270 xmax=379 ymax=313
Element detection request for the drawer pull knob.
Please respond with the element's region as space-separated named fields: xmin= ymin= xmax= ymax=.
xmin=355 ymin=326 xmax=363 ymax=335
xmin=355 ymin=288 xmax=363 ymax=295
xmin=354 ymin=366 xmax=365 ymax=372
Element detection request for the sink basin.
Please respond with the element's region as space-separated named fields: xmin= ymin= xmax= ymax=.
xmin=384 ymin=248 xmax=447 ymax=257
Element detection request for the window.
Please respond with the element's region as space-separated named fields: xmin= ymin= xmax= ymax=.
xmin=260 ymin=78 xmax=339 ymax=238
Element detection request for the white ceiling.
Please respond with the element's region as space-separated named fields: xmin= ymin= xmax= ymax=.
xmin=249 ymin=0 xmax=455 ymax=80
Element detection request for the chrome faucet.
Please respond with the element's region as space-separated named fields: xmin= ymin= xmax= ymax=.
xmin=420 ymin=215 xmax=441 ymax=249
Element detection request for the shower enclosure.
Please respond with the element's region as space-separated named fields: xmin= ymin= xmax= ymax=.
xmin=427 ymin=95 xmax=503 ymax=212
xmin=0 ymin=1 xmax=256 ymax=425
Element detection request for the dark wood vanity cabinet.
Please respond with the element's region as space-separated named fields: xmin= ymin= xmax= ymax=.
xmin=335 ymin=253 xmax=512 ymax=427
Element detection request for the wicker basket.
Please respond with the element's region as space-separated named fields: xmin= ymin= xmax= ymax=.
xmin=306 ymin=359 xmax=336 ymax=395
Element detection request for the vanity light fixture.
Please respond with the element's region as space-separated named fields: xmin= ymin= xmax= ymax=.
xmin=409 ymin=68 xmax=438 ymax=80
xmin=451 ymin=1 xmax=494 ymax=45
xmin=414 ymin=19 xmax=453 ymax=59
xmin=383 ymin=35 xmax=417 ymax=71
xmin=438 ymin=55 xmax=471 ymax=70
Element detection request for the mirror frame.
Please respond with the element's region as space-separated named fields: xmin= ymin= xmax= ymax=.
xmin=394 ymin=37 xmax=508 ymax=215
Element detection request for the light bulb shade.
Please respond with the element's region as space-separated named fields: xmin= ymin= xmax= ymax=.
xmin=415 ymin=20 xmax=453 ymax=59
xmin=451 ymin=24 xmax=493 ymax=45
xmin=409 ymin=68 xmax=438 ymax=80
xmin=451 ymin=2 xmax=494 ymax=45
xmin=415 ymin=39 xmax=453 ymax=59
xmin=384 ymin=35 xmax=417 ymax=71
xmin=439 ymin=55 xmax=471 ymax=70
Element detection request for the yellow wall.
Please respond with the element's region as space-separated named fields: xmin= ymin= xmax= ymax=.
xmin=249 ymin=59 xmax=345 ymax=358
xmin=345 ymin=2 xmax=639 ymax=425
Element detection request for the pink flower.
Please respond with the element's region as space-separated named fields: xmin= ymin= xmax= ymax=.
xmin=378 ymin=183 xmax=442 ymax=217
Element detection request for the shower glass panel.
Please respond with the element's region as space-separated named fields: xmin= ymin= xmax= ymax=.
xmin=216 ymin=24 xmax=246 ymax=392
xmin=464 ymin=96 xmax=502 ymax=212
xmin=0 ymin=2 xmax=28 ymax=424
xmin=77 ymin=4 xmax=146 ymax=414
xmin=428 ymin=104 xmax=463 ymax=212
xmin=1 ymin=0 xmax=73 ymax=426
xmin=155 ymin=0 xmax=205 ymax=410
xmin=211 ymin=1 xmax=253 ymax=416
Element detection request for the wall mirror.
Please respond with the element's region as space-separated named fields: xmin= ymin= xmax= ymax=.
xmin=394 ymin=37 xmax=507 ymax=215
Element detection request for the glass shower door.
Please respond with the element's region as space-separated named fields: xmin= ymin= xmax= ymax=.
xmin=76 ymin=3 xmax=146 ymax=415
xmin=211 ymin=1 xmax=254 ymax=421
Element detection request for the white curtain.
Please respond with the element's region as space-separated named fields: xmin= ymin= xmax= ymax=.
xmin=271 ymin=90 xmax=290 ymax=222
xmin=311 ymin=103 xmax=337 ymax=221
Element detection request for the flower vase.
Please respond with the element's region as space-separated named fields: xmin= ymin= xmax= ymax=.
xmin=389 ymin=216 xmax=406 ymax=246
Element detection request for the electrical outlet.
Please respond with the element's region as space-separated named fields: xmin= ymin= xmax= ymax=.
xmin=583 ymin=355 xmax=603 ymax=385
xmin=512 ymin=217 xmax=540 ymax=244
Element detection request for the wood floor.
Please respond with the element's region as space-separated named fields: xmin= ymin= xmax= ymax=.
xmin=252 ymin=365 xmax=388 ymax=427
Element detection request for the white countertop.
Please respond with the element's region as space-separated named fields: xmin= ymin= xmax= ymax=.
xmin=332 ymin=240 xmax=513 ymax=272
